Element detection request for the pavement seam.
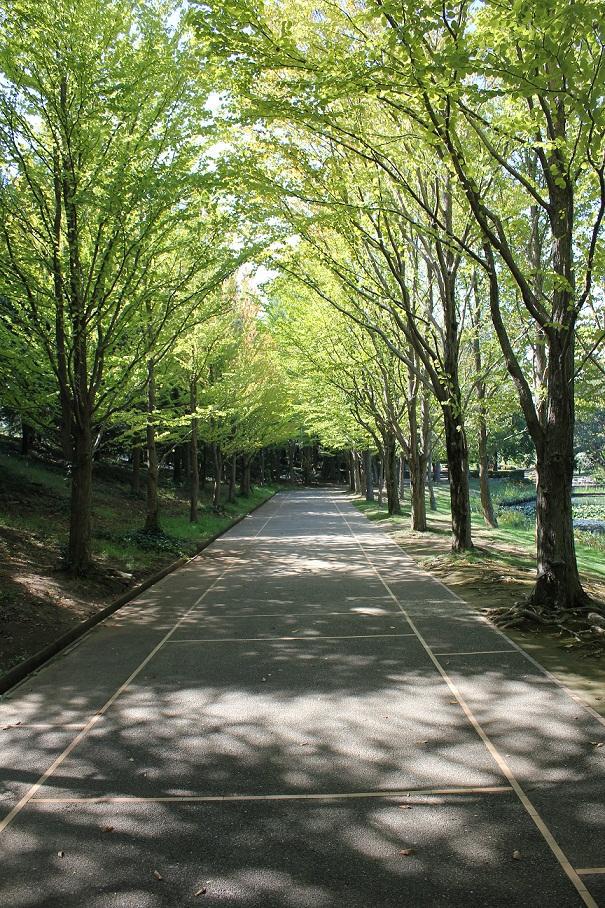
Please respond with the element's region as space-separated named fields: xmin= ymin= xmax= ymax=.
xmin=29 ymin=785 xmax=514 ymax=804
xmin=357 ymin=499 xmax=605 ymax=730
xmin=0 ymin=496 xmax=285 ymax=837
xmin=334 ymin=496 xmax=599 ymax=908
xmin=164 ymin=632 xmax=418 ymax=643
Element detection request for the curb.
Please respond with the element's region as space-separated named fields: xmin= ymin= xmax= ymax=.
xmin=0 ymin=489 xmax=278 ymax=697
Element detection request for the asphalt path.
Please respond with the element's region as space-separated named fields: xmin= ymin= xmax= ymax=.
xmin=1 ymin=489 xmax=604 ymax=907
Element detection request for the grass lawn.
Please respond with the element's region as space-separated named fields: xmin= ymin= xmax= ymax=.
xmin=354 ymin=479 xmax=605 ymax=717
xmin=0 ymin=446 xmax=278 ymax=675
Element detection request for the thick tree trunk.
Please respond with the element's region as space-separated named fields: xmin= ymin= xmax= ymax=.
xmin=531 ymin=338 xmax=587 ymax=609
xmin=383 ymin=434 xmax=401 ymax=516
xmin=364 ymin=450 xmax=374 ymax=502
xmin=144 ymin=360 xmax=160 ymax=533
xmin=409 ymin=449 xmax=427 ymax=531
xmin=131 ymin=445 xmax=142 ymax=495
xmin=443 ymin=408 xmax=473 ymax=552
xmin=353 ymin=449 xmax=363 ymax=494
xmin=66 ymin=417 xmax=93 ymax=575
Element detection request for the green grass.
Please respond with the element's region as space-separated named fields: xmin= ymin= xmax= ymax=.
xmin=357 ymin=482 xmax=605 ymax=581
xmin=0 ymin=447 xmax=279 ymax=577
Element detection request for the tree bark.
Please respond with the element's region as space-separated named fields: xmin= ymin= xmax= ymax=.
xmin=443 ymin=407 xmax=472 ymax=552
xmin=532 ymin=339 xmax=586 ymax=608
xmin=472 ymin=274 xmax=497 ymax=528
xmin=144 ymin=359 xmax=160 ymax=533
xmin=189 ymin=381 xmax=199 ymax=523
xmin=66 ymin=416 xmax=93 ymax=575
xmin=364 ymin=450 xmax=374 ymax=501
xmin=21 ymin=422 xmax=35 ymax=456
xmin=383 ymin=433 xmax=401 ymax=516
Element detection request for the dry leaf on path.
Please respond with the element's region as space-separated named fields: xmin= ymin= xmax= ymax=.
xmin=57 ymin=851 xmax=65 ymax=858
xmin=399 ymin=848 xmax=415 ymax=856
xmin=512 ymin=850 xmax=522 ymax=860
xmin=195 ymin=887 xmax=208 ymax=896
xmin=153 ymin=870 xmax=163 ymax=881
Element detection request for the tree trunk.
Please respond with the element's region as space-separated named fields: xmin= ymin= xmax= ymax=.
xmin=212 ymin=444 xmax=223 ymax=508
xmin=427 ymin=463 xmax=437 ymax=511
xmin=144 ymin=360 xmax=160 ymax=533
xmin=228 ymin=454 xmax=237 ymax=503
xmin=21 ymin=422 xmax=35 ymax=456
xmin=433 ymin=461 xmax=441 ymax=482
xmin=531 ymin=340 xmax=587 ymax=609
xmin=409 ymin=448 xmax=427 ymax=531
xmin=348 ymin=450 xmax=356 ymax=492
xmin=364 ymin=450 xmax=374 ymax=502
xmin=377 ymin=456 xmax=385 ymax=506
xmin=472 ymin=274 xmax=497 ymax=528
xmin=200 ymin=444 xmax=207 ymax=492
xmin=353 ymin=449 xmax=363 ymax=494
xmin=66 ymin=416 xmax=93 ymax=575
xmin=131 ymin=445 xmax=142 ymax=495
xmin=408 ymin=391 xmax=427 ymax=531
xmin=443 ymin=408 xmax=472 ymax=552
xmin=189 ymin=381 xmax=199 ymax=523
xmin=383 ymin=434 xmax=401 ymax=516
xmin=398 ymin=457 xmax=405 ymax=501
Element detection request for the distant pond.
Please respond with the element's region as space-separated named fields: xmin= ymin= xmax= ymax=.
xmin=502 ymin=493 xmax=605 ymax=534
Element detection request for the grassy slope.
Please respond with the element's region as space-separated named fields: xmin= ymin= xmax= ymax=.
xmin=355 ymin=479 xmax=605 ymax=717
xmin=0 ymin=448 xmax=277 ymax=674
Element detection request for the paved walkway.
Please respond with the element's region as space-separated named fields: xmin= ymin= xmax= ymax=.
xmin=1 ymin=489 xmax=604 ymax=907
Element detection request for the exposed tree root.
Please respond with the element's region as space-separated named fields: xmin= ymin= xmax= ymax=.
xmin=487 ymin=597 xmax=605 ymax=654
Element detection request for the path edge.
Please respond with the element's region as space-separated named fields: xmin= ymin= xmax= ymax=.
xmin=0 ymin=489 xmax=279 ymax=697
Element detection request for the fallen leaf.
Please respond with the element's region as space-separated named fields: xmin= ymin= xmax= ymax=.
xmin=591 ymin=742 xmax=604 ymax=748
xmin=512 ymin=850 xmax=522 ymax=860
xmin=414 ymin=740 xmax=429 ymax=745
xmin=153 ymin=870 xmax=163 ymax=881
xmin=398 ymin=805 xmax=413 ymax=810
xmin=57 ymin=851 xmax=65 ymax=858
xmin=449 ymin=700 xmax=457 ymax=705
xmin=195 ymin=887 xmax=207 ymax=896
xmin=102 ymin=826 xmax=114 ymax=833
xmin=399 ymin=848 xmax=415 ymax=856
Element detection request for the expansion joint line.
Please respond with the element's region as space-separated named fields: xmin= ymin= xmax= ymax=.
xmin=332 ymin=497 xmax=598 ymax=908
xmin=0 ymin=495 xmax=285 ymax=836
